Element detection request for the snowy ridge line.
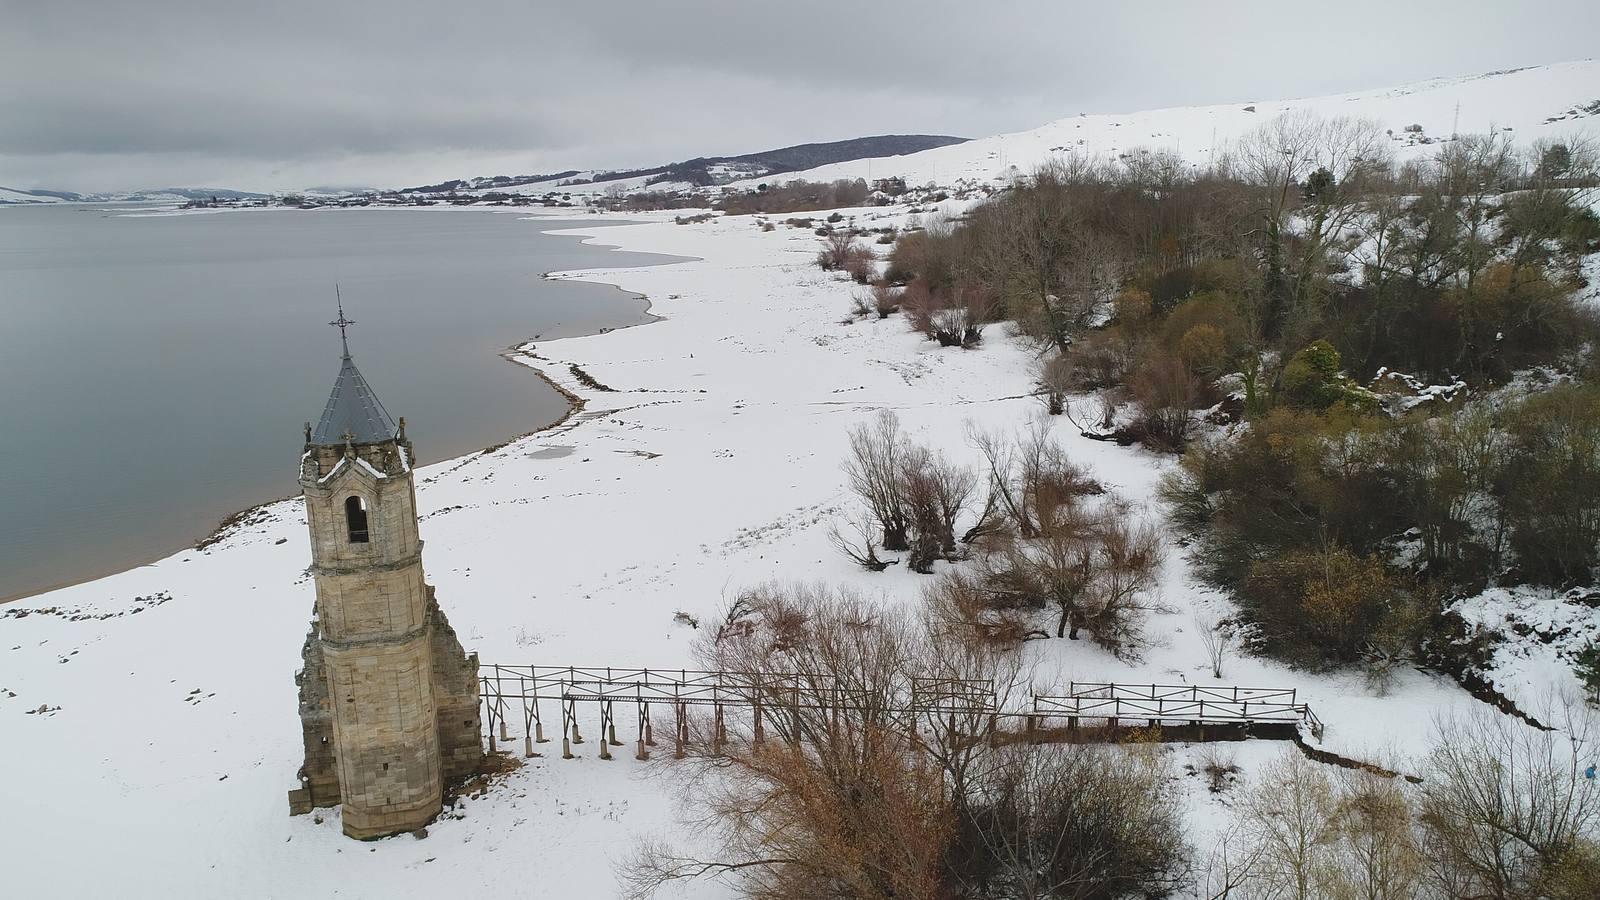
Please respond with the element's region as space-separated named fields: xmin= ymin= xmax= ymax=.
xmin=736 ymin=59 xmax=1600 ymax=191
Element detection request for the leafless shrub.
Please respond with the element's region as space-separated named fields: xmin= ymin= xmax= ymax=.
xmin=1039 ymin=353 xmax=1073 ymax=415
xmin=871 ymin=282 xmax=901 ymax=319
xmin=903 ymin=279 xmax=995 ymax=348
xmin=1196 ymin=745 xmax=1240 ymax=794
xmin=844 ymin=250 xmax=874 ymax=284
xmin=817 ymin=230 xmax=867 ymax=272
xmin=924 ymin=570 xmax=1039 ymax=647
xmin=1194 ymin=609 xmax=1238 ymax=679
xmin=848 ymin=288 xmax=873 ymax=319
xmin=718 ymin=178 xmax=871 ymax=215
xmin=1131 ymin=355 xmax=1198 ymax=451
xmin=955 ymin=743 xmax=1186 ymax=899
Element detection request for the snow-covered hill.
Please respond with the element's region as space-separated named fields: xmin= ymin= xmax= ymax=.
xmin=0 ymin=186 xmax=70 ymax=204
xmin=742 ymin=60 xmax=1600 ymax=189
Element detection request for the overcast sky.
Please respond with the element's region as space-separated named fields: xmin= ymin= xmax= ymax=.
xmin=4 ymin=0 xmax=1596 ymax=193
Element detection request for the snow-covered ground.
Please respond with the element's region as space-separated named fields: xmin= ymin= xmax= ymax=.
xmin=4 ymin=200 xmax=1585 ymax=898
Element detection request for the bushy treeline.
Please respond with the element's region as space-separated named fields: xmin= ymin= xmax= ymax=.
xmin=883 ymin=114 xmax=1600 ymax=674
xmin=888 ymin=120 xmax=1598 ymax=446
xmin=1160 ymin=383 xmax=1600 ymax=670
xmin=719 ymin=179 xmax=874 ymax=215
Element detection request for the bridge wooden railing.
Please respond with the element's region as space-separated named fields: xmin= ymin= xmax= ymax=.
xmin=477 ymin=666 xmax=1324 ymax=760
xmin=1030 ymin=682 xmax=1323 ymax=738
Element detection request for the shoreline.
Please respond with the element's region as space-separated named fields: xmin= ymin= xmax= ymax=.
xmin=0 ymin=211 xmax=686 ymax=606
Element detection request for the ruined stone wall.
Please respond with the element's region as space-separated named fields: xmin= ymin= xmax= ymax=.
xmin=287 ymin=626 xmax=340 ymax=815
xmin=428 ymin=588 xmax=483 ymax=783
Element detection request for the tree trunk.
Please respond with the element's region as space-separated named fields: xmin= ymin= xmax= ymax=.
xmin=882 ymin=524 xmax=909 ymax=553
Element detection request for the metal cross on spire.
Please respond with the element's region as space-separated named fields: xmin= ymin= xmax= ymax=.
xmin=330 ymin=286 xmax=356 ymax=357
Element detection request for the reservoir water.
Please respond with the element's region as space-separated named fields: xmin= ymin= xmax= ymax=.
xmin=0 ymin=205 xmax=671 ymax=601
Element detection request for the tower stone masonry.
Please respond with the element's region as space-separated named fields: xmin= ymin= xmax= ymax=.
xmin=287 ymin=313 xmax=482 ymax=839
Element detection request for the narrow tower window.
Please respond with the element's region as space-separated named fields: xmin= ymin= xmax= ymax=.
xmin=345 ymin=496 xmax=370 ymax=543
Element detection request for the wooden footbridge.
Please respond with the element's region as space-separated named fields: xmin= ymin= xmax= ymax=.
xmin=477 ymin=665 xmax=1324 ymax=760
xmin=1029 ymin=682 xmax=1323 ymax=738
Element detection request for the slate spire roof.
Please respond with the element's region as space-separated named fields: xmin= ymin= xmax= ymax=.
xmin=311 ymin=310 xmax=398 ymax=446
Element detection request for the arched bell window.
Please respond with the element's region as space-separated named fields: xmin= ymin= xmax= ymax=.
xmin=345 ymin=495 xmax=370 ymax=543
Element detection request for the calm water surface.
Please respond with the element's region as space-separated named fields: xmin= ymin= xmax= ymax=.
xmin=0 ymin=205 xmax=674 ymax=600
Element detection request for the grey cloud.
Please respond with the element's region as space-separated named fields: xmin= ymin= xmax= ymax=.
xmin=2 ymin=0 xmax=1596 ymax=192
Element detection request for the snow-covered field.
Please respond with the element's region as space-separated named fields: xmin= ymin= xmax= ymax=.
xmin=3 ymin=201 xmax=1584 ymax=898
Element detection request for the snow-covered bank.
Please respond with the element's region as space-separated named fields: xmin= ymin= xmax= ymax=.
xmin=0 ymin=206 xmax=1581 ymax=898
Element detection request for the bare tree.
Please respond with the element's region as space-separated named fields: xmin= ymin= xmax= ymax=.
xmin=968 ymin=159 xmax=1115 ymax=354
xmin=844 ymin=411 xmax=909 ymax=551
xmin=1197 ymin=823 xmax=1269 ymax=900
xmin=1232 ymin=111 xmax=1390 ymax=336
xmin=1194 ymin=609 xmax=1238 ymax=680
xmin=964 ymin=422 xmax=1160 ymax=655
xmin=1419 ymin=700 xmax=1600 ymax=899
xmin=1323 ymin=767 xmax=1424 ymax=900
xmin=625 ymin=586 xmax=949 ymax=900
xmin=1239 ymin=750 xmax=1338 ymax=900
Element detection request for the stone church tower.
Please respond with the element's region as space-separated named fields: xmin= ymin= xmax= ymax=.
xmin=287 ymin=309 xmax=482 ymax=839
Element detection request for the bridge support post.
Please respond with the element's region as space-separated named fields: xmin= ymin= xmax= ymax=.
xmin=599 ymin=702 xmax=614 ymax=760
xmin=674 ymin=701 xmax=686 ymax=760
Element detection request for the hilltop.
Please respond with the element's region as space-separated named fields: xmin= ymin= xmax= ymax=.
xmin=399 ymin=134 xmax=969 ymax=197
xmin=736 ymin=60 xmax=1600 ymax=189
